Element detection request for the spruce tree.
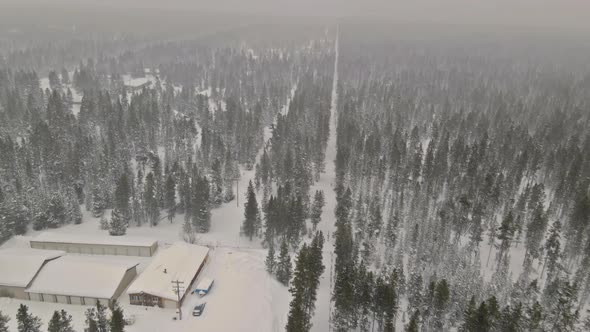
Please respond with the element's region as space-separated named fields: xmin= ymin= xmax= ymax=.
xmin=551 ymin=280 xmax=579 ymax=331
xmin=48 ymin=310 xmax=74 ymax=332
xmin=433 ymin=279 xmax=450 ymax=327
xmin=310 ymin=190 xmax=325 ymax=230
xmin=527 ymin=301 xmax=543 ymax=331
xmin=192 ymin=176 xmax=211 ymax=233
xmin=210 ymin=158 xmax=223 ymax=206
xmin=110 ymin=301 xmax=125 ymax=332
xmin=276 ymin=239 xmax=292 ymax=286
xmin=405 ymin=310 xmax=420 ymax=332
xmin=92 ymin=187 xmax=104 ymax=218
xmin=164 ymin=173 xmax=176 ymax=223
xmin=48 ymin=311 xmax=62 ymax=332
xmin=16 ymin=304 xmax=41 ymax=332
xmin=0 ymin=310 xmax=9 ymax=332
xmin=109 ymin=208 xmax=127 ymax=236
xmin=265 ymin=242 xmax=276 ymax=274
xmin=461 ymin=296 xmax=477 ymax=332
xmin=499 ymin=303 xmax=524 ymax=332
xmin=332 ymin=222 xmax=355 ymax=331
xmin=144 ymin=172 xmax=160 ymax=226
xmin=286 ymin=244 xmax=310 ymax=332
xmin=96 ymin=301 xmax=108 ymax=332
xmin=242 ymin=181 xmax=259 ymax=240
xmin=114 ymin=173 xmax=131 ymax=221
xmin=85 ymin=307 xmax=98 ymax=332
xmin=542 ymin=220 xmax=561 ymax=280
xmin=496 ymin=211 xmax=515 ymax=265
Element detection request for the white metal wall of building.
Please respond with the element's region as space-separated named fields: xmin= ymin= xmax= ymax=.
xmin=30 ymin=241 xmax=157 ymax=257
xmin=162 ymin=299 xmax=178 ymax=309
xmin=0 ymin=285 xmax=27 ymax=300
xmin=25 ymin=258 xmax=139 ymax=306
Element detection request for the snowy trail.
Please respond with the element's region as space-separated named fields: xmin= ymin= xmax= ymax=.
xmin=311 ymin=25 xmax=339 ymax=332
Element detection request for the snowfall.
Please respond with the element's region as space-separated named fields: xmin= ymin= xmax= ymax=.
xmin=0 ymin=30 xmax=548 ymax=332
xmin=0 ymin=40 xmax=339 ymax=332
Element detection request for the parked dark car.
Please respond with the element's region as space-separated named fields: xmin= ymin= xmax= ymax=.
xmin=192 ymin=303 xmax=206 ymax=317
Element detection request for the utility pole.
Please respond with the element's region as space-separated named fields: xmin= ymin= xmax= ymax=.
xmin=171 ymin=280 xmax=185 ymax=320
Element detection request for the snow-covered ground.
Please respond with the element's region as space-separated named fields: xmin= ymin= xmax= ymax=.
xmin=0 ymin=247 xmax=288 ymax=332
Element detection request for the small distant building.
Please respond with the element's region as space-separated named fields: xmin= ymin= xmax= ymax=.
xmin=0 ymin=248 xmax=64 ymax=300
xmin=25 ymin=255 xmax=138 ymax=307
xmin=30 ymin=232 xmax=158 ymax=257
xmin=125 ymin=81 xmax=152 ymax=93
xmin=127 ymin=242 xmax=210 ymax=309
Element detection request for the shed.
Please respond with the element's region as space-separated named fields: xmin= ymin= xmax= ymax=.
xmin=127 ymin=242 xmax=209 ymax=309
xmin=0 ymin=248 xmax=64 ymax=300
xmin=25 ymin=255 xmax=138 ymax=307
xmin=30 ymin=232 xmax=158 ymax=257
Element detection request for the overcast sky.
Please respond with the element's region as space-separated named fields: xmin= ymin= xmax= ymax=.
xmin=3 ymin=0 xmax=590 ymax=30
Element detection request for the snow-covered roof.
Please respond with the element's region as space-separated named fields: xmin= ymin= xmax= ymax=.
xmin=195 ymin=278 xmax=213 ymax=291
xmin=26 ymin=255 xmax=138 ymax=299
xmin=122 ymin=74 xmax=154 ymax=88
xmin=0 ymin=248 xmax=64 ymax=287
xmin=31 ymin=232 xmax=157 ymax=247
xmin=127 ymin=242 xmax=209 ymax=301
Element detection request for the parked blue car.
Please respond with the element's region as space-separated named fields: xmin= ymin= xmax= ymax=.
xmin=192 ymin=278 xmax=214 ymax=296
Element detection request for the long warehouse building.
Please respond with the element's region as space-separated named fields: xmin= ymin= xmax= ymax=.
xmin=30 ymin=232 xmax=158 ymax=257
xmin=0 ymin=248 xmax=64 ymax=300
xmin=25 ymin=255 xmax=138 ymax=307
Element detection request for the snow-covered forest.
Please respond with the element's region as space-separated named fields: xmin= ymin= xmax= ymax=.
xmin=1 ymin=4 xmax=590 ymax=332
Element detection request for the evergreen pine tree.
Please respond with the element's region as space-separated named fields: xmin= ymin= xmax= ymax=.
xmin=276 ymin=239 xmax=292 ymax=286
xmin=0 ymin=310 xmax=9 ymax=332
xmin=433 ymin=279 xmax=450 ymax=328
xmin=527 ymin=301 xmax=543 ymax=331
xmin=96 ymin=301 xmax=108 ymax=332
xmin=192 ymin=176 xmax=211 ymax=233
xmin=542 ymin=220 xmax=561 ymax=280
xmin=92 ymin=187 xmax=104 ymax=218
xmin=499 ymin=303 xmax=524 ymax=332
xmin=242 ymin=181 xmax=259 ymax=240
xmin=210 ymin=158 xmax=223 ymax=206
xmin=144 ymin=172 xmax=160 ymax=226
xmin=48 ymin=311 xmax=62 ymax=332
xmin=110 ymin=301 xmax=125 ymax=332
xmin=461 ymin=296 xmax=477 ymax=332
xmin=310 ymin=190 xmax=325 ymax=230
xmin=16 ymin=304 xmax=41 ymax=332
xmin=164 ymin=173 xmax=176 ymax=223
xmin=496 ymin=211 xmax=515 ymax=265
xmin=48 ymin=310 xmax=74 ymax=332
xmin=265 ymin=242 xmax=276 ymax=274
xmin=286 ymin=244 xmax=310 ymax=332
xmin=109 ymin=208 xmax=127 ymax=236
xmin=114 ymin=173 xmax=131 ymax=221
xmin=551 ymin=280 xmax=579 ymax=331
xmin=85 ymin=307 xmax=98 ymax=332
xmin=405 ymin=310 xmax=420 ymax=332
